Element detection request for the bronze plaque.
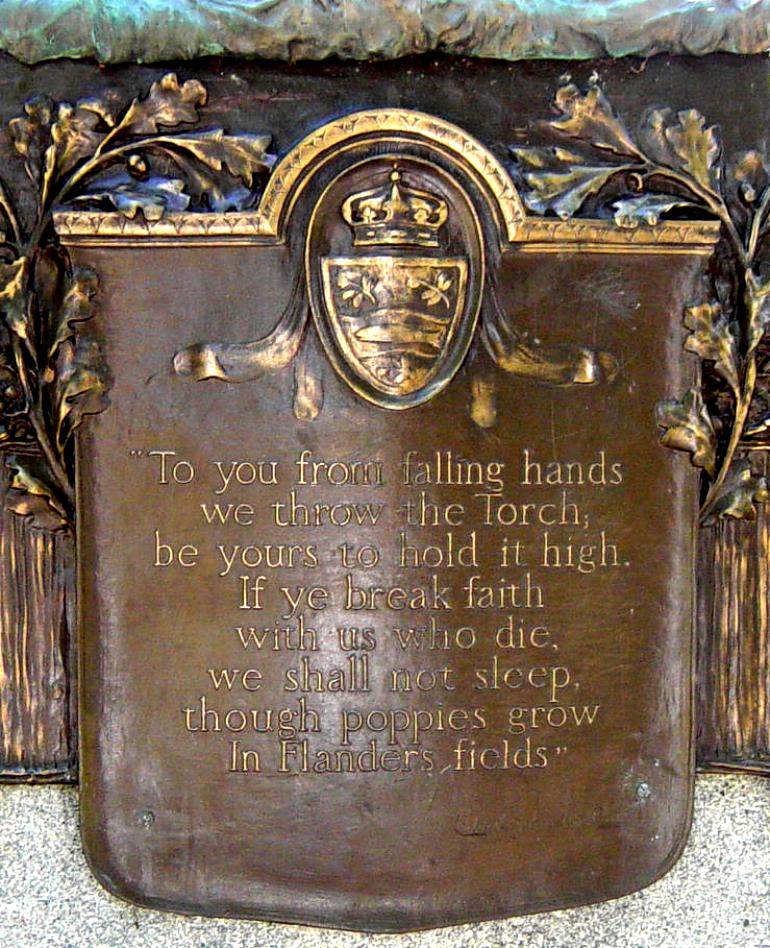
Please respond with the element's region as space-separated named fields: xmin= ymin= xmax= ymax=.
xmin=65 ymin=108 xmax=716 ymax=930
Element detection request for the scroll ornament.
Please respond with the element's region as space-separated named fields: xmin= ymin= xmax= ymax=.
xmin=172 ymin=160 xmax=620 ymax=420
xmin=510 ymin=77 xmax=770 ymax=524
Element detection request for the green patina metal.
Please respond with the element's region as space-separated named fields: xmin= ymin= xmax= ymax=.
xmin=0 ymin=0 xmax=769 ymax=65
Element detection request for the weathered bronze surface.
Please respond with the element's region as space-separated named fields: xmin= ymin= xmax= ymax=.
xmin=2 ymin=50 xmax=770 ymax=922
xmin=3 ymin=0 xmax=770 ymax=65
xmin=56 ymin=87 xmax=713 ymax=927
xmin=697 ymin=449 xmax=770 ymax=772
xmin=0 ymin=502 xmax=75 ymax=780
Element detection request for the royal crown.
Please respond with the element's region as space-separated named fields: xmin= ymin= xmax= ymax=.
xmin=341 ymin=167 xmax=448 ymax=248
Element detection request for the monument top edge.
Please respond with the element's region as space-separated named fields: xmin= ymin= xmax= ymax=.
xmin=2 ymin=0 xmax=770 ymax=66
xmin=52 ymin=209 xmax=721 ymax=255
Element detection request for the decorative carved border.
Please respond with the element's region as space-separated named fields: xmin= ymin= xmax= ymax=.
xmin=55 ymin=210 xmax=721 ymax=254
xmin=513 ymin=218 xmax=720 ymax=255
xmin=53 ymin=210 xmax=272 ymax=243
xmin=257 ymin=109 xmax=525 ymax=241
xmin=56 ymin=209 xmax=721 ymax=255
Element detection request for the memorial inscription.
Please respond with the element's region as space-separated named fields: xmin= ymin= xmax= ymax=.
xmin=54 ymin=98 xmax=720 ymax=930
xmin=152 ymin=443 xmax=617 ymax=779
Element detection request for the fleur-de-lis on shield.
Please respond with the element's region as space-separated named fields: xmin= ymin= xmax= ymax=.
xmin=337 ymin=271 xmax=378 ymax=308
xmin=407 ymin=271 xmax=454 ymax=309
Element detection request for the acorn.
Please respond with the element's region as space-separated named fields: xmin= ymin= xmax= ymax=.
xmin=127 ymin=154 xmax=149 ymax=180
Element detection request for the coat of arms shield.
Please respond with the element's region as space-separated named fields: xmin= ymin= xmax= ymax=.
xmin=320 ymin=255 xmax=468 ymax=397
xmin=306 ymin=158 xmax=484 ymax=409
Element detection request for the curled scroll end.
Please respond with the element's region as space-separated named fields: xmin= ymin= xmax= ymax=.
xmin=570 ymin=349 xmax=620 ymax=385
xmin=598 ymin=351 xmax=620 ymax=383
xmin=482 ymin=315 xmax=619 ymax=389
xmin=489 ymin=339 xmax=620 ymax=388
xmin=172 ymin=343 xmax=227 ymax=381
xmin=171 ymin=283 xmax=309 ymax=384
xmin=470 ymin=375 xmax=497 ymax=428
xmin=294 ymin=347 xmax=324 ymax=421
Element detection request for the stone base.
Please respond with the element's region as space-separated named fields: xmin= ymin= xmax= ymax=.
xmin=1 ymin=776 xmax=768 ymax=946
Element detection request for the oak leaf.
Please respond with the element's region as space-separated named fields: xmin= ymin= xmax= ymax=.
xmin=550 ymin=83 xmax=643 ymax=160
xmin=523 ymin=165 xmax=621 ymax=219
xmin=734 ymin=150 xmax=769 ymax=204
xmin=71 ymin=174 xmax=191 ymax=220
xmin=0 ymin=257 xmax=30 ymax=346
xmin=683 ymin=302 xmax=740 ymax=397
xmin=746 ymin=271 xmax=770 ymax=355
xmin=48 ymin=267 xmax=98 ymax=362
xmin=703 ymin=459 xmax=769 ymax=523
xmin=4 ymin=456 xmax=69 ymax=531
xmin=8 ymin=96 xmax=53 ymax=183
xmin=158 ymin=129 xmax=275 ymax=188
xmin=50 ymin=98 xmax=113 ymax=177
xmin=656 ymin=389 xmax=717 ymax=477
xmin=665 ymin=109 xmax=720 ymax=193
xmin=613 ymin=193 xmax=694 ymax=227
xmin=54 ymin=337 xmax=110 ymax=450
xmin=119 ymin=73 xmax=207 ymax=135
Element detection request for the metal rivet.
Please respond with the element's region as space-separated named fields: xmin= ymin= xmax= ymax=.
xmin=636 ymin=782 xmax=652 ymax=800
xmin=139 ymin=809 xmax=155 ymax=827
